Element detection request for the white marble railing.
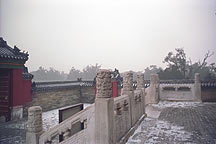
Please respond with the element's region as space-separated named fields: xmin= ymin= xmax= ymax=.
xmin=26 ymin=70 xmax=147 ymax=144
xmin=159 ymin=83 xmax=195 ymax=101
xmin=114 ymin=95 xmax=131 ymax=142
xmin=113 ymin=89 xmax=144 ymax=142
xmin=114 ymin=95 xmax=130 ymax=114
xmin=39 ymin=104 xmax=95 ymax=144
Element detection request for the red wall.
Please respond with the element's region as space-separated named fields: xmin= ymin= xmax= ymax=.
xmin=95 ymin=81 xmax=120 ymax=97
xmin=118 ymin=87 xmax=121 ymax=96
xmin=112 ymin=81 xmax=118 ymax=97
xmin=23 ymin=80 xmax=32 ymax=103
xmin=12 ymin=69 xmax=32 ymax=106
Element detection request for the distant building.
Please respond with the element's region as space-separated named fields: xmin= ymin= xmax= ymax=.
xmin=0 ymin=37 xmax=33 ymax=122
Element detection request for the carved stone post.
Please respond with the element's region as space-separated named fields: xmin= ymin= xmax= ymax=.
xmin=122 ymin=71 xmax=133 ymax=94
xmin=137 ymin=73 xmax=145 ymax=114
xmin=95 ymin=70 xmax=115 ymax=144
xmin=145 ymin=74 xmax=160 ymax=104
xmin=194 ymin=73 xmax=202 ymax=101
xmin=26 ymin=106 xmax=43 ymax=144
xmin=121 ymin=71 xmax=135 ymax=126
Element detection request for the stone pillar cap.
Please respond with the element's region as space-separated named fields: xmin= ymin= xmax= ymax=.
xmin=123 ymin=71 xmax=133 ymax=75
xmin=96 ymin=69 xmax=112 ymax=98
xmin=122 ymin=71 xmax=133 ymax=91
xmin=194 ymin=73 xmax=200 ymax=82
xmin=150 ymin=74 xmax=159 ymax=84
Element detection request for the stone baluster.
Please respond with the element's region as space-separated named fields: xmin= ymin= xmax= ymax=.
xmin=136 ymin=73 xmax=145 ymax=114
xmin=115 ymin=103 xmax=122 ymax=115
xmin=121 ymin=71 xmax=134 ymax=126
xmin=194 ymin=73 xmax=202 ymax=101
xmin=95 ymin=69 xmax=115 ymax=144
xmin=123 ymin=100 xmax=129 ymax=111
xmin=145 ymin=74 xmax=160 ymax=105
xmin=151 ymin=74 xmax=160 ymax=103
xmin=150 ymin=74 xmax=159 ymax=85
xmin=63 ymin=129 xmax=71 ymax=140
xmin=26 ymin=106 xmax=43 ymax=144
xmin=83 ymin=119 xmax=88 ymax=129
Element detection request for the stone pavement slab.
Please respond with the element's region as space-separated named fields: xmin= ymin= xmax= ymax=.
xmin=127 ymin=102 xmax=216 ymax=144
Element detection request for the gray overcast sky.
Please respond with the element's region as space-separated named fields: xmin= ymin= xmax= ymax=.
xmin=0 ymin=0 xmax=216 ymax=73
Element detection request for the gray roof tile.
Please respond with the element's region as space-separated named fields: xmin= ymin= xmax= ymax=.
xmin=0 ymin=37 xmax=29 ymax=61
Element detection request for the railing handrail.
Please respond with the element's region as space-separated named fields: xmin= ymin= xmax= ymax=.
xmin=159 ymin=79 xmax=194 ymax=84
xmin=114 ymin=95 xmax=129 ymax=103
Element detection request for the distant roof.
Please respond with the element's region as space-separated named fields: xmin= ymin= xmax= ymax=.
xmin=23 ymin=66 xmax=34 ymax=80
xmin=0 ymin=37 xmax=29 ymax=61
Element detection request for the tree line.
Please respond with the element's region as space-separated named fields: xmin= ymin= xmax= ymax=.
xmin=31 ymin=49 xmax=216 ymax=81
xmin=144 ymin=49 xmax=216 ymax=80
xmin=31 ymin=64 xmax=101 ymax=81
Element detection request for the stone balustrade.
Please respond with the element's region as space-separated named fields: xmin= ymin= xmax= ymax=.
xmin=26 ymin=70 xmax=146 ymax=144
xmin=113 ymin=71 xmax=145 ymax=143
xmin=159 ymin=83 xmax=195 ymax=101
xmin=39 ymin=104 xmax=94 ymax=144
xmin=26 ymin=70 xmax=204 ymax=144
xmin=114 ymin=95 xmax=131 ymax=142
xmin=145 ymin=73 xmax=202 ymax=102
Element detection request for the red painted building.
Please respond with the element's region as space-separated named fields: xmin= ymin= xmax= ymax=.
xmin=0 ymin=38 xmax=33 ymax=122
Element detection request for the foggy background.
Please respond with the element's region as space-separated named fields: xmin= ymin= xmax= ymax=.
xmin=0 ymin=0 xmax=216 ymax=74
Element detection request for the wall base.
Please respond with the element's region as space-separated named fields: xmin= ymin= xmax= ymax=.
xmin=11 ymin=105 xmax=23 ymax=120
xmin=0 ymin=116 xmax=6 ymax=123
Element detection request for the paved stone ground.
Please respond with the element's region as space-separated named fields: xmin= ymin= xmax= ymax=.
xmin=0 ymin=119 xmax=27 ymax=144
xmin=127 ymin=102 xmax=216 ymax=144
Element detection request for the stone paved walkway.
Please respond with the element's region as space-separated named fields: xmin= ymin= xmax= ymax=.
xmin=127 ymin=102 xmax=216 ymax=144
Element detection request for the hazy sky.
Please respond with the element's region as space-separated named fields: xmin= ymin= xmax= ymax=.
xmin=0 ymin=0 xmax=216 ymax=73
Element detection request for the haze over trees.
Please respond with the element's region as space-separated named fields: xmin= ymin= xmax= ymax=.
xmin=67 ymin=64 xmax=101 ymax=80
xmin=31 ymin=64 xmax=101 ymax=81
xmin=31 ymin=49 xmax=215 ymax=81
xmin=31 ymin=67 xmax=67 ymax=81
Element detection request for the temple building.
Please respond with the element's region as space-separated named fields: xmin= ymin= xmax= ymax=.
xmin=0 ymin=37 xmax=33 ymax=122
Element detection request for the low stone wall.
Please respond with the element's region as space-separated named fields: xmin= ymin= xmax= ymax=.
xmin=80 ymin=86 xmax=95 ymax=103
xmin=201 ymin=87 xmax=216 ymax=102
xmin=24 ymin=86 xmax=95 ymax=116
